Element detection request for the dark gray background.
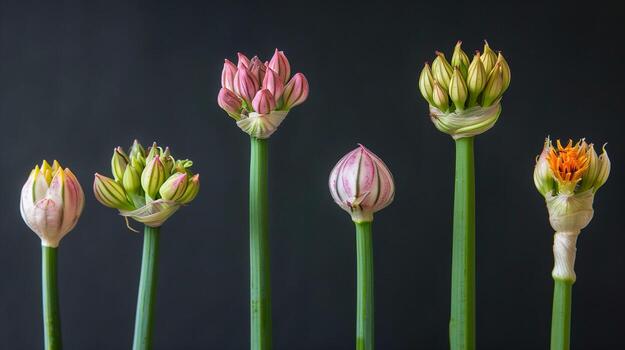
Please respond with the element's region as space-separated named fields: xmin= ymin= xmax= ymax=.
xmin=1 ymin=0 xmax=624 ymax=349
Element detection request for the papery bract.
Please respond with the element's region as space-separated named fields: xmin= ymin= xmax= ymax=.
xmin=20 ymin=161 xmax=85 ymax=247
xmin=329 ymin=145 xmax=395 ymax=222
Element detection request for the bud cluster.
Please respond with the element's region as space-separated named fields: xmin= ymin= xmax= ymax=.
xmin=218 ymin=49 xmax=309 ymax=139
xmin=94 ymin=140 xmax=200 ymax=227
xmin=419 ymin=41 xmax=510 ymax=112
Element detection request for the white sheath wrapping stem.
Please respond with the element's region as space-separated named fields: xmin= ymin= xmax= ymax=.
xmin=552 ymin=231 xmax=579 ymax=282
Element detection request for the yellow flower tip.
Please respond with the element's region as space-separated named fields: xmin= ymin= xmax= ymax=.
xmin=547 ymin=139 xmax=590 ymax=184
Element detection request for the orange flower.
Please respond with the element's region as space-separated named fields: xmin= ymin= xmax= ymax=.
xmin=547 ymin=140 xmax=590 ymax=184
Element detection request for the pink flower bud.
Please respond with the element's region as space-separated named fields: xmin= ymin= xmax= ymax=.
xmin=282 ymin=73 xmax=309 ymax=109
xmin=218 ymin=88 xmax=243 ymax=117
xmin=233 ymin=67 xmax=259 ymax=106
xmin=262 ymin=67 xmax=285 ymax=101
xmin=221 ymin=59 xmax=237 ymax=91
xmin=252 ymin=89 xmax=276 ymax=114
xmin=249 ymin=56 xmax=267 ymax=83
xmin=20 ymin=161 xmax=85 ymax=247
xmin=329 ymin=145 xmax=395 ymax=222
xmin=237 ymin=52 xmax=250 ymax=69
xmin=268 ymin=49 xmax=291 ymax=83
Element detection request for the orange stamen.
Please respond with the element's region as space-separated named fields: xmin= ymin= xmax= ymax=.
xmin=547 ymin=139 xmax=590 ymax=184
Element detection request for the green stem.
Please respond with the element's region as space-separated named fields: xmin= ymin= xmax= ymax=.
xmin=550 ymin=279 xmax=573 ymax=350
xmin=449 ymin=137 xmax=476 ymax=350
xmin=355 ymin=222 xmax=375 ymax=350
xmin=250 ymin=137 xmax=272 ymax=350
xmin=132 ymin=226 xmax=160 ymax=350
xmin=42 ymin=246 xmax=62 ymax=350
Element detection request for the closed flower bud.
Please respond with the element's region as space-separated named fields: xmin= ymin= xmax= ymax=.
xmin=237 ymin=52 xmax=250 ymax=69
xmin=480 ymin=41 xmax=497 ymax=75
xmin=111 ymin=147 xmax=129 ymax=182
xmin=129 ymin=139 xmax=146 ymax=164
xmin=533 ymin=138 xmax=556 ymax=196
xmin=21 ymin=162 xmax=85 ymax=247
xmin=431 ymin=80 xmax=450 ymax=112
xmin=282 ymin=73 xmax=309 ymax=109
xmin=218 ymin=88 xmax=243 ymax=119
xmin=122 ymin=163 xmax=142 ymax=194
xmin=179 ymin=174 xmax=200 ymax=204
xmin=94 ymin=173 xmax=134 ymax=210
xmin=584 ymin=145 xmax=610 ymax=192
xmin=480 ymin=63 xmax=504 ymax=107
xmin=161 ymin=147 xmax=175 ymax=175
xmin=252 ymin=89 xmax=276 ymax=114
xmin=451 ymin=41 xmax=470 ymax=77
xmin=449 ymin=67 xmax=468 ymax=111
xmin=262 ymin=67 xmax=285 ymax=102
xmin=268 ymin=49 xmax=291 ymax=83
xmin=432 ymin=52 xmax=453 ymax=90
xmin=233 ymin=66 xmax=259 ymax=106
xmin=141 ymin=155 xmax=166 ymax=200
xmin=329 ymin=145 xmax=395 ymax=223
xmin=249 ymin=56 xmax=267 ymax=83
xmin=466 ymin=52 xmax=487 ymax=105
xmin=159 ymin=172 xmax=188 ymax=201
xmin=418 ymin=62 xmax=435 ymax=104
xmin=496 ymin=52 xmax=511 ymax=93
xmin=145 ymin=142 xmax=159 ymax=164
xmin=221 ymin=59 xmax=237 ymax=91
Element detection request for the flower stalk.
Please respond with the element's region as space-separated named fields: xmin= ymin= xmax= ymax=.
xmin=418 ymin=41 xmax=511 ymax=350
xmin=249 ymin=137 xmax=272 ymax=350
xmin=355 ymin=221 xmax=374 ymax=350
xmin=42 ymin=246 xmax=62 ymax=350
xmin=132 ymin=226 xmax=160 ymax=350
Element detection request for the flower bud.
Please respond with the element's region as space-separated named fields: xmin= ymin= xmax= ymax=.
xmin=431 ymin=80 xmax=449 ymax=112
xmin=431 ymin=52 xmax=453 ymax=90
xmin=480 ymin=41 xmax=497 ymax=75
xmin=249 ymin=56 xmax=267 ymax=83
xmin=480 ymin=63 xmax=504 ymax=107
xmin=141 ymin=155 xmax=166 ymax=200
xmin=122 ymin=163 xmax=142 ymax=195
xmin=94 ymin=173 xmax=134 ymax=210
xmin=262 ymin=67 xmax=285 ymax=102
xmin=129 ymin=139 xmax=146 ymax=165
xmin=282 ymin=73 xmax=309 ymax=109
xmin=221 ymin=59 xmax=237 ymax=91
xmin=233 ymin=66 xmax=259 ymax=106
xmin=496 ymin=52 xmax=511 ymax=92
xmin=329 ymin=145 xmax=395 ymax=223
xmin=448 ymin=67 xmax=468 ymax=111
xmin=218 ymin=87 xmax=243 ymax=119
xmin=161 ymin=147 xmax=175 ymax=175
xmin=252 ymin=89 xmax=276 ymax=114
xmin=451 ymin=41 xmax=470 ymax=77
xmin=418 ymin=62 xmax=435 ymax=104
xmin=237 ymin=52 xmax=250 ymax=69
xmin=21 ymin=163 xmax=85 ymax=247
xmin=534 ymin=138 xmax=556 ymax=196
xmin=268 ymin=49 xmax=291 ymax=83
xmin=145 ymin=142 xmax=159 ymax=164
xmin=466 ymin=52 xmax=487 ymax=105
xmin=587 ymin=145 xmax=610 ymax=192
xmin=179 ymin=174 xmax=200 ymax=204
xmin=111 ymin=147 xmax=129 ymax=182
xmin=159 ymin=172 xmax=188 ymax=201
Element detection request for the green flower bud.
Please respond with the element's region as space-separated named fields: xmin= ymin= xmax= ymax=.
xmin=145 ymin=142 xmax=160 ymax=164
xmin=122 ymin=163 xmax=142 ymax=194
xmin=178 ymin=174 xmax=200 ymax=204
xmin=578 ymin=144 xmax=610 ymax=193
xmin=175 ymin=159 xmax=194 ymax=173
xmin=451 ymin=41 xmax=470 ymax=77
xmin=141 ymin=155 xmax=166 ymax=200
xmin=161 ymin=147 xmax=175 ymax=175
xmin=448 ymin=67 xmax=468 ymax=111
xmin=534 ymin=138 xmax=556 ymax=197
xmin=480 ymin=41 xmax=497 ymax=75
xmin=93 ymin=173 xmax=134 ymax=210
xmin=129 ymin=139 xmax=146 ymax=159
xmin=418 ymin=62 xmax=435 ymax=105
xmin=111 ymin=147 xmax=129 ymax=182
xmin=431 ymin=80 xmax=449 ymax=112
xmin=159 ymin=172 xmax=188 ymax=201
xmin=466 ymin=52 xmax=487 ymax=106
xmin=480 ymin=63 xmax=504 ymax=107
xmin=496 ymin=52 xmax=511 ymax=93
xmin=431 ymin=52 xmax=453 ymax=91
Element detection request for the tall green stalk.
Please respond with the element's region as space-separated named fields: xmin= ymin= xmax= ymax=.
xmin=42 ymin=246 xmax=62 ymax=350
xmin=550 ymin=279 xmax=573 ymax=350
xmin=250 ymin=137 xmax=272 ymax=350
xmin=449 ymin=136 xmax=476 ymax=350
xmin=355 ymin=222 xmax=374 ymax=350
xmin=132 ymin=226 xmax=160 ymax=350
